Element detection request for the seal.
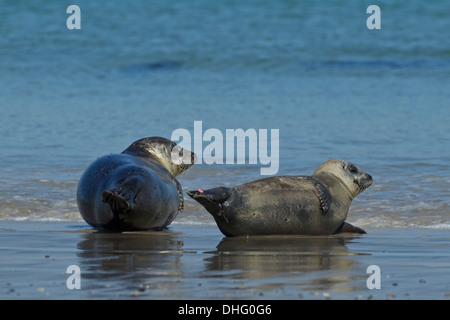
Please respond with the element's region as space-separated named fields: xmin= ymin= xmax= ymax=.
xmin=77 ymin=137 xmax=196 ymax=231
xmin=188 ymin=159 xmax=372 ymax=236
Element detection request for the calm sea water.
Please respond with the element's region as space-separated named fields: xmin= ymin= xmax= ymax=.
xmin=1 ymin=0 xmax=449 ymax=229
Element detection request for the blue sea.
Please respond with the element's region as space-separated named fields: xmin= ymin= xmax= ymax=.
xmin=1 ymin=0 xmax=449 ymax=229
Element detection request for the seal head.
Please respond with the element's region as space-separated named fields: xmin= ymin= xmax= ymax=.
xmin=123 ymin=137 xmax=197 ymax=177
xmin=313 ymin=159 xmax=373 ymax=199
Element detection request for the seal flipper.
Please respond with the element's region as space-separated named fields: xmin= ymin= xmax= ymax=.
xmin=305 ymin=177 xmax=331 ymax=214
xmin=333 ymin=222 xmax=366 ymax=234
xmin=172 ymin=178 xmax=184 ymax=212
xmin=101 ymin=177 xmax=143 ymax=215
xmin=187 ymin=187 xmax=231 ymax=216
xmin=102 ymin=190 xmax=132 ymax=213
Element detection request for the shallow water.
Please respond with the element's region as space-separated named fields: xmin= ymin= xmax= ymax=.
xmin=0 ymin=1 xmax=449 ymax=229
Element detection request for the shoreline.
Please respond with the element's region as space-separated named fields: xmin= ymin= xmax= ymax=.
xmin=1 ymin=221 xmax=449 ymax=300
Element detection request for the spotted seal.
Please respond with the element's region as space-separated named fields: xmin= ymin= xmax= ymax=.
xmin=188 ymin=159 xmax=372 ymax=236
xmin=77 ymin=137 xmax=195 ymax=231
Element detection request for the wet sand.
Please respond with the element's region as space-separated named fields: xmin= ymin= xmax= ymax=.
xmin=1 ymin=221 xmax=449 ymax=300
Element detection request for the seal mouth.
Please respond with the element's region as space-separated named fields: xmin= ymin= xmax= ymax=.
xmin=355 ymin=174 xmax=373 ymax=192
xmin=180 ymin=153 xmax=197 ymax=169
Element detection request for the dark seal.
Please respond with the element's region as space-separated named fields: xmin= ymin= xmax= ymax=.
xmin=77 ymin=137 xmax=195 ymax=231
xmin=188 ymin=159 xmax=372 ymax=237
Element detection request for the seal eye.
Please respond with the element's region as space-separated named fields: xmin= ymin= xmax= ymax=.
xmin=348 ymin=165 xmax=358 ymax=174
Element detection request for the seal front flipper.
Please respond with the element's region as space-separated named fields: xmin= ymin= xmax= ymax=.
xmin=102 ymin=190 xmax=132 ymax=213
xmin=305 ymin=177 xmax=331 ymax=214
xmin=101 ymin=176 xmax=143 ymax=215
xmin=187 ymin=187 xmax=231 ymax=216
xmin=333 ymin=222 xmax=366 ymax=234
xmin=172 ymin=178 xmax=184 ymax=212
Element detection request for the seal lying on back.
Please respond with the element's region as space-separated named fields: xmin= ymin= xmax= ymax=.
xmin=77 ymin=137 xmax=195 ymax=231
xmin=188 ymin=159 xmax=372 ymax=237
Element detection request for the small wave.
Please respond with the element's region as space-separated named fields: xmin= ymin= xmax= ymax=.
xmin=422 ymin=223 xmax=450 ymax=229
xmin=0 ymin=197 xmax=82 ymax=222
xmin=349 ymin=208 xmax=450 ymax=230
xmin=3 ymin=215 xmax=82 ymax=223
xmin=121 ymin=61 xmax=183 ymax=73
xmin=305 ymin=59 xmax=450 ymax=72
xmin=30 ymin=179 xmax=78 ymax=188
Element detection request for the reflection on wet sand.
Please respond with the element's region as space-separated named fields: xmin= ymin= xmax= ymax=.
xmin=205 ymin=235 xmax=369 ymax=295
xmin=75 ymin=226 xmax=369 ymax=299
xmin=76 ymin=230 xmax=186 ymax=297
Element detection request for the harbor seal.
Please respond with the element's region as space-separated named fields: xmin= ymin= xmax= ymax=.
xmin=77 ymin=137 xmax=196 ymax=231
xmin=188 ymin=159 xmax=372 ymax=237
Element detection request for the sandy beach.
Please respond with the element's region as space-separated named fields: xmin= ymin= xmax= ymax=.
xmin=1 ymin=221 xmax=449 ymax=301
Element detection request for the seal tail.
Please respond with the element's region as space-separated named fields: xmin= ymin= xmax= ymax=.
xmin=187 ymin=187 xmax=231 ymax=215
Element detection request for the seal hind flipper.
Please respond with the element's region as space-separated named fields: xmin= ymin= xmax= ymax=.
xmin=333 ymin=222 xmax=366 ymax=234
xmin=187 ymin=187 xmax=231 ymax=215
